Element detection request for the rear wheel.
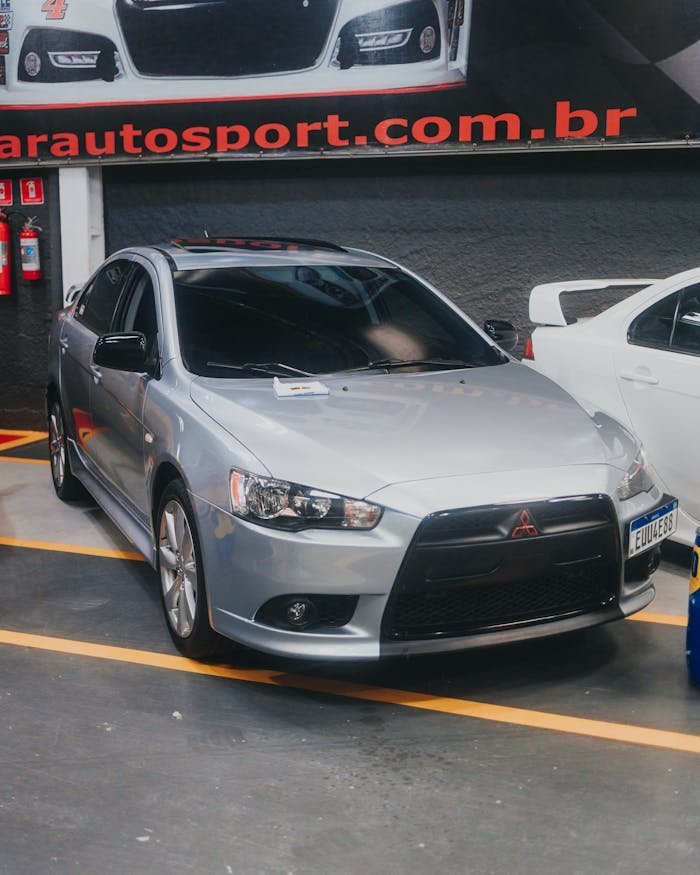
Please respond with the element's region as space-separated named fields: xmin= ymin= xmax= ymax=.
xmin=48 ymin=399 xmax=85 ymax=501
xmin=157 ymin=480 xmax=217 ymax=659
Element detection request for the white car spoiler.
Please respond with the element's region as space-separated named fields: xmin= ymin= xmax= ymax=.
xmin=529 ymin=279 xmax=658 ymax=327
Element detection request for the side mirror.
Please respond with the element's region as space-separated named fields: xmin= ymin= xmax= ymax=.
xmin=94 ymin=333 xmax=148 ymax=372
xmin=483 ymin=319 xmax=519 ymax=353
xmin=64 ymin=284 xmax=84 ymax=307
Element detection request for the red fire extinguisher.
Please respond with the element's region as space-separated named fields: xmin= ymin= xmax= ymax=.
xmin=0 ymin=210 xmax=11 ymax=296
xmin=20 ymin=217 xmax=42 ymax=282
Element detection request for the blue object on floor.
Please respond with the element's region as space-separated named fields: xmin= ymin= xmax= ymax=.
xmin=687 ymin=528 xmax=700 ymax=686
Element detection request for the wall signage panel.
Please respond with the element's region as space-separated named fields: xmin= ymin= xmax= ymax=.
xmin=0 ymin=0 xmax=698 ymax=165
xmin=0 ymin=178 xmax=12 ymax=205
xmin=20 ymin=177 xmax=44 ymax=205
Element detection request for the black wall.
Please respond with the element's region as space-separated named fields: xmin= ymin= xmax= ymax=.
xmin=104 ymin=149 xmax=700 ymax=333
xmin=0 ymin=170 xmax=61 ymax=429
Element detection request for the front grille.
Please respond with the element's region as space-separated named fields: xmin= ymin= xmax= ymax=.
xmin=382 ymin=495 xmax=620 ymax=640
xmin=116 ymin=0 xmax=340 ymax=77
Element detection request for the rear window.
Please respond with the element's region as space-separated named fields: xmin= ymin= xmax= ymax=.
xmin=628 ymin=292 xmax=679 ymax=349
xmin=172 ymin=264 xmax=503 ymax=377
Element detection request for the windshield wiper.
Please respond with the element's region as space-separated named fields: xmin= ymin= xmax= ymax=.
xmin=342 ymin=357 xmax=476 ymax=373
xmin=206 ymin=361 xmax=314 ymax=378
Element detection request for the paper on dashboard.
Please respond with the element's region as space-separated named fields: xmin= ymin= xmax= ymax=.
xmin=273 ymin=376 xmax=330 ymax=398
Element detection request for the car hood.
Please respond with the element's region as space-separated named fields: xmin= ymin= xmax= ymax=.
xmin=190 ymin=363 xmax=633 ymax=500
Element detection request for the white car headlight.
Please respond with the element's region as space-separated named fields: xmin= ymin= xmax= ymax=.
xmin=230 ymin=469 xmax=382 ymax=531
xmin=617 ymin=448 xmax=655 ymax=501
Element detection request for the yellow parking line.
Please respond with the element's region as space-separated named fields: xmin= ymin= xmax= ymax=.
xmin=0 ymin=430 xmax=47 ymax=451
xmin=0 ymin=536 xmax=145 ymax=562
xmin=1 ymin=628 xmax=698 ymax=755
xmin=629 ymin=611 xmax=687 ymax=628
xmin=0 ymin=456 xmax=49 ymax=466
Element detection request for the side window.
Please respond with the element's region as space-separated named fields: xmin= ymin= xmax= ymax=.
xmin=628 ymin=292 xmax=679 ymax=350
xmin=76 ymin=259 xmax=133 ymax=336
xmin=671 ymin=284 xmax=700 ymax=356
xmin=74 ymin=280 xmax=94 ymax=314
xmin=114 ymin=264 xmax=159 ymax=370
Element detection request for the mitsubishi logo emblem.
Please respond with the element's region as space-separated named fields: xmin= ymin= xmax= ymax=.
xmin=511 ymin=509 xmax=540 ymax=538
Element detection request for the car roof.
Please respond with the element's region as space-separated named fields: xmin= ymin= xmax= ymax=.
xmin=150 ymin=238 xmax=397 ymax=271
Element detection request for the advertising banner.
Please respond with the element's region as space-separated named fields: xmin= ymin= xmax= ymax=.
xmin=0 ymin=0 xmax=698 ymax=165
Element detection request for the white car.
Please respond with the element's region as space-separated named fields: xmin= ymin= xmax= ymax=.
xmin=524 ymin=269 xmax=700 ymax=546
xmin=3 ymin=1 xmax=469 ymax=105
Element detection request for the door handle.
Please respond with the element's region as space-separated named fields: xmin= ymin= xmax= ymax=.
xmin=619 ymin=371 xmax=659 ymax=386
xmin=89 ymin=364 xmax=102 ymax=385
xmin=59 ymin=338 xmax=69 ymax=350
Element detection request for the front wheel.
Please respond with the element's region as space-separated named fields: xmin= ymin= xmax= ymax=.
xmin=48 ymin=399 xmax=86 ymax=501
xmin=157 ymin=480 xmax=217 ymax=659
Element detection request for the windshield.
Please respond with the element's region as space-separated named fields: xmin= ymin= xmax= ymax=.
xmin=172 ymin=264 xmax=505 ymax=377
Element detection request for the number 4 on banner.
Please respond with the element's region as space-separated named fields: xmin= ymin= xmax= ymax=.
xmin=42 ymin=0 xmax=68 ymax=21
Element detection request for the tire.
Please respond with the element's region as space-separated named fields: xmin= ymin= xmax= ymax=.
xmin=156 ymin=480 xmax=218 ymax=659
xmin=48 ymin=398 xmax=86 ymax=501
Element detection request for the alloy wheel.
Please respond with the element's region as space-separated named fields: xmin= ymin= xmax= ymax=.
xmin=49 ymin=404 xmax=66 ymax=489
xmin=159 ymin=499 xmax=198 ymax=638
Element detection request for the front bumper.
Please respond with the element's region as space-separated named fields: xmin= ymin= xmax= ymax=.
xmin=192 ymin=474 xmax=671 ymax=660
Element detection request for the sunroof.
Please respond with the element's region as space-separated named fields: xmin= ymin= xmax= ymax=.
xmin=171 ymin=237 xmax=346 ymax=253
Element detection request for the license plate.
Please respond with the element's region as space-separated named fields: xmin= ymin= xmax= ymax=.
xmin=628 ymin=499 xmax=678 ymax=558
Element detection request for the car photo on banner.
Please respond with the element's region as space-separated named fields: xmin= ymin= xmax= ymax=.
xmin=4 ymin=0 xmax=470 ymax=104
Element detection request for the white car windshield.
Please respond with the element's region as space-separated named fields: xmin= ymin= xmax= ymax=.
xmin=173 ymin=264 xmax=505 ymax=377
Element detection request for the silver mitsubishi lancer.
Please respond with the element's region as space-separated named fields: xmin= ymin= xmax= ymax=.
xmin=47 ymin=238 xmax=677 ymax=659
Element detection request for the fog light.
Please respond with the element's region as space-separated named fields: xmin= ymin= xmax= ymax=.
xmin=256 ymin=594 xmax=359 ymax=631
xmin=646 ymin=549 xmax=662 ymax=576
xmin=419 ymin=25 xmax=436 ymax=54
xmin=356 ymin=28 xmax=413 ymax=51
xmin=336 ymin=1 xmax=441 ymax=68
xmin=49 ymin=50 xmax=100 ymax=69
xmin=624 ymin=547 xmax=663 ymax=584
xmin=285 ymin=599 xmax=317 ymax=628
xmin=19 ymin=28 xmax=120 ymax=82
xmin=24 ymin=52 xmax=41 ymax=77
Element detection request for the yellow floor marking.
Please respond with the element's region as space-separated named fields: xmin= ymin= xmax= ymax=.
xmin=1 ymin=628 xmax=699 ymax=755
xmin=0 ymin=536 xmax=145 ymax=562
xmin=0 ymin=430 xmax=47 ymax=452
xmin=629 ymin=611 xmax=687 ymax=628
xmin=0 ymin=456 xmax=49 ymax=466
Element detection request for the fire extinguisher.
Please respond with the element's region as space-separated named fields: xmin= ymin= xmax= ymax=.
xmin=20 ymin=217 xmax=42 ymax=282
xmin=0 ymin=210 xmax=11 ymax=296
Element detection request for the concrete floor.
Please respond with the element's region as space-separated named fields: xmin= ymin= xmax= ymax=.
xmin=0 ymin=432 xmax=698 ymax=875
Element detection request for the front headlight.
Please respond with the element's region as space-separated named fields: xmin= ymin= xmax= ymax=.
xmin=229 ymin=469 xmax=382 ymax=531
xmin=617 ymin=448 xmax=655 ymax=501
